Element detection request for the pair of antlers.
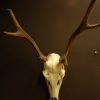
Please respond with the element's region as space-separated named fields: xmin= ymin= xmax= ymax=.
xmin=4 ymin=0 xmax=100 ymax=65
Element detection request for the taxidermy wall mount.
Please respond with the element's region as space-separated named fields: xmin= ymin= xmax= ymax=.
xmin=3 ymin=0 xmax=100 ymax=100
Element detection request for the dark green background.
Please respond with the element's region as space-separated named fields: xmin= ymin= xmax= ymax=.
xmin=0 ymin=0 xmax=100 ymax=100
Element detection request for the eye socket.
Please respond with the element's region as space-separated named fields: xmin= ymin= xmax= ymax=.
xmin=47 ymin=80 xmax=50 ymax=85
xmin=57 ymin=80 xmax=60 ymax=85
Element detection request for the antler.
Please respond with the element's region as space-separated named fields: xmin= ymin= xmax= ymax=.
xmin=60 ymin=0 xmax=100 ymax=65
xmin=4 ymin=9 xmax=47 ymax=61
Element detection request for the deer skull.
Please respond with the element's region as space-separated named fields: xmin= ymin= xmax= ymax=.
xmin=3 ymin=0 xmax=100 ymax=100
xmin=42 ymin=53 xmax=65 ymax=100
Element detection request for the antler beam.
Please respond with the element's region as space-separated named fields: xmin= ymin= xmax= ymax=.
xmin=61 ymin=0 xmax=100 ymax=64
xmin=4 ymin=9 xmax=47 ymax=61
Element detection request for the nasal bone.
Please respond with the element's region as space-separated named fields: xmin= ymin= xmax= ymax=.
xmin=51 ymin=97 xmax=57 ymax=100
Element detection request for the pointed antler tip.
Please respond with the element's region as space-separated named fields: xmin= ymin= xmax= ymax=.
xmin=3 ymin=31 xmax=14 ymax=35
xmin=7 ymin=9 xmax=12 ymax=12
xmin=3 ymin=31 xmax=9 ymax=35
xmin=3 ymin=31 xmax=7 ymax=33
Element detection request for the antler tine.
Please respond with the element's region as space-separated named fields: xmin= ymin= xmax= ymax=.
xmin=4 ymin=9 xmax=47 ymax=61
xmin=61 ymin=0 xmax=100 ymax=65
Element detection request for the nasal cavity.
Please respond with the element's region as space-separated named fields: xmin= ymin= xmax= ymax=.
xmin=51 ymin=97 xmax=57 ymax=100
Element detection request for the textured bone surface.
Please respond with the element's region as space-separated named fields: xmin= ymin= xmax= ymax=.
xmin=45 ymin=53 xmax=60 ymax=68
xmin=43 ymin=53 xmax=65 ymax=100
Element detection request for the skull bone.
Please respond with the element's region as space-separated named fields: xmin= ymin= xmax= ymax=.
xmin=42 ymin=53 xmax=66 ymax=100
